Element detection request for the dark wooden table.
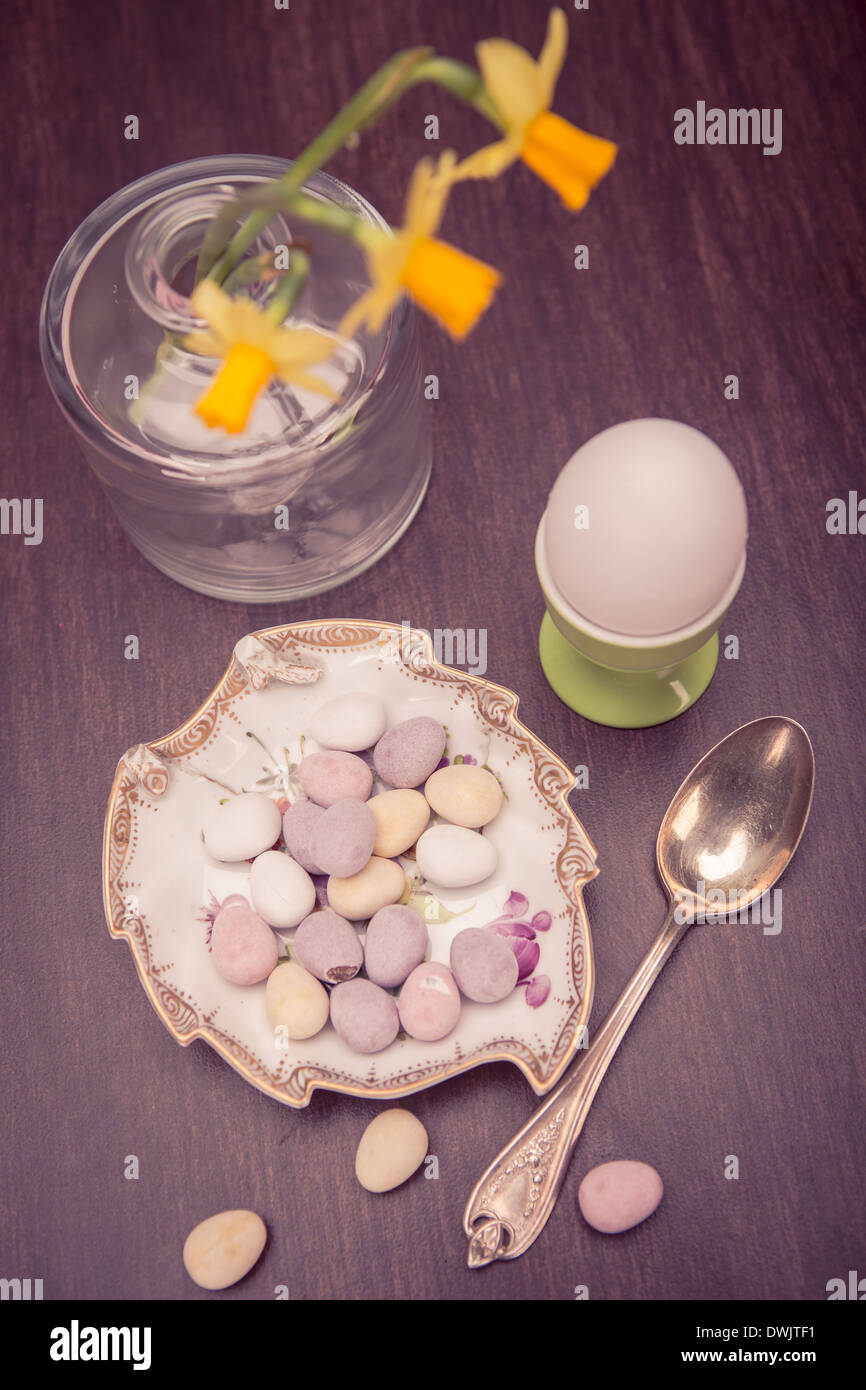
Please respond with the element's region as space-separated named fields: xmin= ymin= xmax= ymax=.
xmin=2 ymin=0 xmax=864 ymax=1303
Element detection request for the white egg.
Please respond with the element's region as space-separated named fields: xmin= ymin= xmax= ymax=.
xmin=249 ymin=850 xmax=316 ymax=928
xmin=308 ymin=691 xmax=387 ymax=752
xmin=203 ymin=792 xmax=282 ymax=863
xmin=415 ymin=825 xmax=497 ymax=889
xmin=544 ymin=419 xmax=748 ymax=637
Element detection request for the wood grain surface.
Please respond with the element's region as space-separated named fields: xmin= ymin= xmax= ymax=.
xmin=1 ymin=0 xmax=864 ymax=1302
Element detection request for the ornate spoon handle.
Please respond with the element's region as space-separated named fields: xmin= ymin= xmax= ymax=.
xmin=464 ymin=903 xmax=688 ymax=1266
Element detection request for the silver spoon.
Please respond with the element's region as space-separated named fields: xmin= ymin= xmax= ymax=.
xmin=464 ymin=715 xmax=815 ymax=1267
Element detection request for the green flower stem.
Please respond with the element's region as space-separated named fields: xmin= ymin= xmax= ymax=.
xmin=200 ymin=46 xmax=433 ymax=285
xmin=199 ymin=50 xmax=504 ymax=289
xmin=263 ymin=248 xmax=310 ymax=326
xmin=406 ymin=56 xmax=503 ymax=128
xmin=219 ymin=194 xmax=365 ymax=297
xmin=271 ymin=191 xmax=368 ymax=242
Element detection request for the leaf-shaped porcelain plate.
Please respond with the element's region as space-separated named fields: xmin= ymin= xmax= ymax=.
xmin=103 ymin=621 xmax=598 ymax=1108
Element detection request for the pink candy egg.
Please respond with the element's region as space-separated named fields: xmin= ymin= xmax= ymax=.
xmin=281 ymin=799 xmax=326 ymax=874
xmin=577 ymin=1160 xmax=664 ymax=1234
xmin=298 ymin=751 xmax=373 ymax=808
xmin=210 ymin=905 xmax=279 ymax=987
xmin=398 ymin=962 xmax=461 ymax=1042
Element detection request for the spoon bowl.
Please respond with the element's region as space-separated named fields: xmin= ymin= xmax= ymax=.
xmin=658 ymin=716 xmax=815 ymax=913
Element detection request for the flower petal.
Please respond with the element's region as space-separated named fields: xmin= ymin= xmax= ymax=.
xmin=268 ymin=326 xmax=340 ymax=372
xmin=536 ymin=7 xmax=569 ymax=107
xmin=182 ymin=330 xmax=224 ymax=358
xmin=504 ymin=890 xmax=530 ymax=918
xmin=524 ymin=974 xmax=551 ymax=1008
xmin=403 ymin=157 xmax=450 ymax=241
xmin=488 ymin=920 xmax=536 ymax=940
xmin=189 ymin=280 xmax=235 ymax=343
xmin=512 ymin=938 xmax=541 ymax=981
xmin=399 ymin=235 xmax=501 ymax=339
xmin=450 ymin=136 xmax=522 ymax=184
xmin=476 ymin=37 xmax=547 ymax=131
xmin=276 ymin=367 xmax=339 ymax=400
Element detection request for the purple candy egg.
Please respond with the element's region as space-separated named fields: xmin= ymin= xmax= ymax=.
xmin=363 ymin=905 xmax=429 ymax=988
xmin=373 ymin=717 xmax=447 ymax=789
xmin=294 ymin=909 xmax=364 ymax=984
xmin=330 ymin=978 xmax=400 ymax=1054
xmin=310 ymin=798 xmax=376 ymax=878
xmin=450 ymin=927 xmax=520 ymax=1003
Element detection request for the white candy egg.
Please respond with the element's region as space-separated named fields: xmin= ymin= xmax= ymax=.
xmin=308 ymin=692 xmax=387 ymax=752
xmin=203 ymin=793 xmax=282 ymax=863
xmin=249 ymin=850 xmax=316 ymax=928
xmin=415 ymin=824 xmax=497 ymax=889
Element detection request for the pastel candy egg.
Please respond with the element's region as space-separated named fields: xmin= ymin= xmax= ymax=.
xmin=415 ymin=824 xmax=497 ymax=888
xmin=363 ymin=905 xmax=429 ymax=988
xmin=281 ymin=799 xmax=326 ymax=874
xmin=424 ymin=765 xmax=503 ymax=829
xmin=293 ymin=909 xmax=363 ymax=984
xmin=450 ymin=926 xmax=519 ymax=1003
xmin=330 ymin=978 xmax=400 ymax=1053
xmin=310 ymin=798 xmax=376 ymax=878
xmin=265 ymin=961 xmax=329 ymax=1040
xmin=183 ymin=1210 xmax=267 ymax=1290
xmin=249 ymin=850 xmax=316 ymax=928
xmin=204 ymin=792 xmax=281 ymax=862
xmin=355 ymin=1110 xmax=429 ymax=1193
xmin=309 ymin=691 xmax=387 ymax=751
xmin=373 ymin=717 xmax=446 ymax=789
xmin=368 ymin=788 xmax=430 ymax=858
xmin=398 ymin=962 xmax=461 ymax=1042
xmin=210 ymin=905 xmax=279 ymax=986
xmin=298 ymin=751 xmax=372 ymax=808
xmin=327 ymin=856 xmax=406 ymax=921
xmin=577 ymin=1160 xmax=664 ymax=1234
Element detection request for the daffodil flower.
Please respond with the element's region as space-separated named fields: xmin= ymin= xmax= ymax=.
xmin=453 ymin=7 xmax=617 ymax=210
xmin=340 ymin=152 xmax=501 ymax=341
xmin=185 ymin=280 xmax=339 ymax=434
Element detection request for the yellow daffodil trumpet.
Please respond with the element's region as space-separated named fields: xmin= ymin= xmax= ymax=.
xmin=451 ymin=7 xmax=617 ymax=210
xmin=185 ymin=280 xmax=339 ymax=434
xmin=340 ymin=153 xmax=502 ymax=340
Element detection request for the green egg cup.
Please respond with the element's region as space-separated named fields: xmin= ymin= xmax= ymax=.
xmin=538 ymin=612 xmax=719 ymax=728
xmin=535 ymin=513 xmax=744 ymax=730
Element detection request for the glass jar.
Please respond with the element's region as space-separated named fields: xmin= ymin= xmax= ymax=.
xmin=40 ymin=155 xmax=432 ymax=601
